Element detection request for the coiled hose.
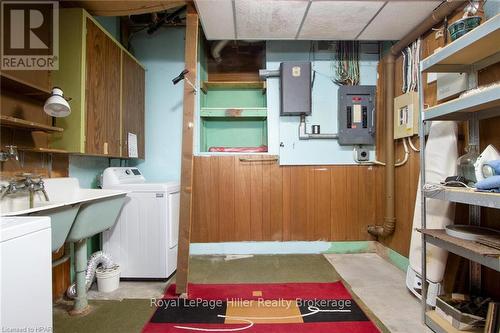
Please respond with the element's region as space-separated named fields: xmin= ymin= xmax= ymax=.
xmin=66 ymin=251 xmax=115 ymax=298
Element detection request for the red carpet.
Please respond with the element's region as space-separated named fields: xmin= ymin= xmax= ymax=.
xmin=142 ymin=282 xmax=381 ymax=333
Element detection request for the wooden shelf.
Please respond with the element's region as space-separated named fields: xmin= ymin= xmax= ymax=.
xmin=425 ymin=310 xmax=482 ymax=333
xmin=424 ymin=186 xmax=500 ymax=209
xmin=200 ymin=107 xmax=267 ymax=118
xmin=419 ymin=229 xmax=500 ymax=272
xmin=423 ymin=85 xmax=500 ymax=121
xmin=421 ymin=14 xmax=500 ymax=73
xmin=1 ymin=72 xmax=52 ymax=102
xmin=202 ymin=81 xmax=265 ymax=89
xmin=0 ymin=115 xmax=64 ymax=132
xmin=201 ymin=80 xmax=266 ymax=94
xmin=70 ymin=152 xmax=135 ymax=159
xmin=17 ymin=147 xmax=68 ymax=154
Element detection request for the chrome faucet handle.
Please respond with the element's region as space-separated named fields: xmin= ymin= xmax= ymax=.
xmin=40 ymin=188 xmax=50 ymax=201
xmin=7 ymin=181 xmax=18 ymax=193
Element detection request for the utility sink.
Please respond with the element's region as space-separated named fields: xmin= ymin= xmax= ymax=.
xmin=40 ymin=178 xmax=128 ymax=243
xmin=0 ymin=177 xmax=127 ymax=251
xmin=1 ymin=177 xmax=127 ymax=315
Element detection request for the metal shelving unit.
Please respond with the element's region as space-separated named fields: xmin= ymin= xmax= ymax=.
xmin=420 ymin=229 xmax=500 ymax=271
xmin=423 ymin=186 xmax=500 ymax=208
xmin=422 ymin=85 xmax=500 ymax=121
xmin=418 ymin=13 xmax=500 ymax=333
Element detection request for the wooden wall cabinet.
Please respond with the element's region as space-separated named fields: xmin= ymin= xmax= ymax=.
xmin=122 ymin=52 xmax=146 ymax=159
xmin=51 ymin=9 xmax=145 ymax=158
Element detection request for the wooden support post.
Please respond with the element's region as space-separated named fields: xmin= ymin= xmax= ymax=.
xmin=175 ymin=5 xmax=199 ymax=296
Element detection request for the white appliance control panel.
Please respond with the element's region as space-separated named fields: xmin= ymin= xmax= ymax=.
xmin=102 ymin=167 xmax=146 ymax=186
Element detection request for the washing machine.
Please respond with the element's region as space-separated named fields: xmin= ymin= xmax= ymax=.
xmin=102 ymin=167 xmax=180 ymax=279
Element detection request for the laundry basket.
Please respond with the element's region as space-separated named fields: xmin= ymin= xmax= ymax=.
xmin=96 ymin=265 xmax=120 ymax=293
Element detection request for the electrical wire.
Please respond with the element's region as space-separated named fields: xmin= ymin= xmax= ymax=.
xmin=407 ymin=136 xmax=420 ymax=152
xmin=395 ymin=137 xmax=409 ymax=167
xmin=401 ymin=39 xmax=421 ymax=93
xmin=352 ymin=138 xmax=409 ymax=167
xmin=423 ymin=182 xmax=472 ymax=200
xmin=333 ymin=41 xmax=360 ymax=85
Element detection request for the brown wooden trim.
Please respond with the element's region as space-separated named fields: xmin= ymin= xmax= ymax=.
xmin=175 ymin=4 xmax=199 ymax=295
xmin=66 ymin=1 xmax=186 ymax=16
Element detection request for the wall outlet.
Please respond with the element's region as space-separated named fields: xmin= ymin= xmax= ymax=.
xmin=356 ymin=147 xmax=370 ymax=161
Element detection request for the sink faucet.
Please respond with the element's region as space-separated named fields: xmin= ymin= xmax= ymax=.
xmin=0 ymin=174 xmax=50 ymax=208
xmin=24 ymin=174 xmax=50 ymax=208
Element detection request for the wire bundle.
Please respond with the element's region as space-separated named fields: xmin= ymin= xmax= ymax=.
xmin=401 ymin=39 xmax=421 ymax=93
xmin=333 ymin=41 xmax=360 ymax=86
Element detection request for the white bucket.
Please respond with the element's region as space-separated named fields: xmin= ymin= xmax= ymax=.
xmin=96 ymin=265 xmax=120 ymax=293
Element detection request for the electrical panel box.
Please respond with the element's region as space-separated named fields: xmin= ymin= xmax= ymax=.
xmin=280 ymin=62 xmax=312 ymax=116
xmin=437 ymin=72 xmax=468 ymax=102
xmin=338 ymin=85 xmax=376 ymax=145
xmin=394 ymin=91 xmax=419 ymax=139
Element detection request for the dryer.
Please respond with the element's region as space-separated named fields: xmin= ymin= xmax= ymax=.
xmin=102 ymin=167 xmax=179 ymax=279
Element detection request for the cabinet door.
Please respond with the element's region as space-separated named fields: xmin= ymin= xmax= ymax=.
xmin=85 ymin=19 xmax=121 ymax=156
xmin=121 ymin=52 xmax=145 ymax=158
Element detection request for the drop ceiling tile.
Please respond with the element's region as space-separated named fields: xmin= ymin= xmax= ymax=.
xmin=358 ymin=1 xmax=442 ymax=40
xmin=194 ymin=0 xmax=235 ymax=40
xmin=235 ymin=0 xmax=309 ymax=39
xmin=298 ymin=1 xmax=385 ymax=40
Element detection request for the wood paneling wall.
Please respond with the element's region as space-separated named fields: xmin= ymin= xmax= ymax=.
xmin=377 ymin=5 xmax=500 ymax=258
xmin=191 ymin=156 xmax=380 ymax=242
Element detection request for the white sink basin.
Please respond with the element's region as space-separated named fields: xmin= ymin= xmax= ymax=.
xmin=1 ymin=198 xmax=54 ymax=214
xmin=1 ymin=178 xmax=127 ymax=216
xmin=0 ymin=177 xmax=127 ymax=251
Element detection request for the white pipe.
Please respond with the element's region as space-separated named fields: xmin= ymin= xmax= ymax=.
xmin=211 ymin=40 xmax=229 ymax=63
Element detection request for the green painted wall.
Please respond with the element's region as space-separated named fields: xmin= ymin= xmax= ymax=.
xmin=200 ymin=87 xmax=268 ymax=151
xmin=204 ymin=88 xmax=266 ymax=108
xmin=201 ymin=118 xmax=267 ymax=151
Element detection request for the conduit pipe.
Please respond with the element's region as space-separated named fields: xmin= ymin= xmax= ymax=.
xmin=368 ymin=0 xmax=465 ymax=238
xmin=299 ymin=115 xmax=338 ymax=140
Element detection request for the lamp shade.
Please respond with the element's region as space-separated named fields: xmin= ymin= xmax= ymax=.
xmin=44 ymin=87 xmax=71 ymax=117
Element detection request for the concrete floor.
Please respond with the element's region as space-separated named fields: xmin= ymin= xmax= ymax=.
xmin=325 ymin=253 xmax=431 ymax=333
xmin=53 ymin=254 xmax=421 ymax=333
